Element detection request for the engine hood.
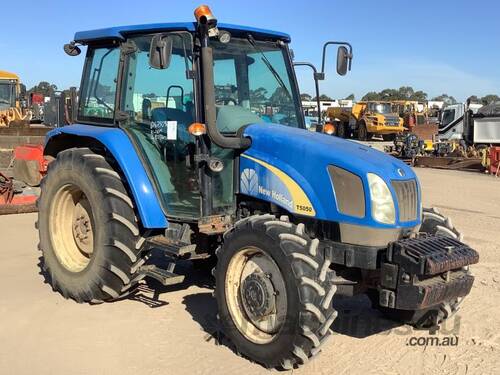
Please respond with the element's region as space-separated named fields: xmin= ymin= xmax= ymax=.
xmin=241 ymin=123 xmax=419 ymax=228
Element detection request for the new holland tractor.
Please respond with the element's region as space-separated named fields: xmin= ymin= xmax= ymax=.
xmin=38 ymin=5 xmax=478 ymax=369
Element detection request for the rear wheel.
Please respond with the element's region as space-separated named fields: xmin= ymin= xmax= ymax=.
xmin=369 ymin=207 xmax=463 ymax=328
xmin=38 ymin=147 xmax=148 ymax=303
xmin=214 ymin=214 xmax=337 ymax=369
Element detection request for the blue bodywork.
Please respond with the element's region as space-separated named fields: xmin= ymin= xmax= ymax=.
xmin=45 ymin=122 xmax=421 ymax=230
xmin=240 ymin=124 xmax=421 ymax=229
xmin=74 ymin=22 xmax=291 ymax=44
xmin=45 ymin=125 xmax=168 ymax=229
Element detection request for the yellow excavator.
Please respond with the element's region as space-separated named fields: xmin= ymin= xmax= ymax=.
xmin=0 ymin=70 xmax=32 ymax=127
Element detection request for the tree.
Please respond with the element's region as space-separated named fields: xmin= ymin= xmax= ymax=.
xmin=412 ymin=90 xmax=427 ymax=102
xmin=362 ymin=91 xmax=381 ymax=101
xmin=250 ymin=87 xmax=268 ymax=103
xmin=28 ymin=81 xmax=58 ymax=97
xmin=431 ymin=94 xmax=457 ymax=105
xmin=300 ymin=93 xmax=312 ymax=101
xmin=344 ymin=93 xmax=355 ymax=100
xmin=398 ymin=86 xmax=415 ymax=99
xmin=469 ymin=95 xmax=481 ymax=104
xmin=270 ymin=87 xmax=290 ymax=105
xmin=379 ymin=88 xmax=399 ymax=100
xmin=361 ymin=87 xmax=428 ymax=102
xmin=481 ymin=94 xmax=500 ymax=105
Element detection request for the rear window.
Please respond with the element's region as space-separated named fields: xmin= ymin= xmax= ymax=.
xmin=78 ymin=46 xmax=120 ymax=124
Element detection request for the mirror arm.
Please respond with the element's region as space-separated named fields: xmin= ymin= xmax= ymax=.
xmin=320 ymin=41 xmax=353 ymax=74
xmin=293 ymin=62 xmax=322 ymax=125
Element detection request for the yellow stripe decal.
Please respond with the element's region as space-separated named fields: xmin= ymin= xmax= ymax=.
xmin=241 ymin=154 xmax=315 ymax=216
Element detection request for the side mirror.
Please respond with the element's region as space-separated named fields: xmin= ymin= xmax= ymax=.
xmin=64 ymin=43 xmax=81 ymax=56
xmin=336 ymin=46 xmax=349 ymax=76
xmin=149 ymin=34 xmax=173 ymax=70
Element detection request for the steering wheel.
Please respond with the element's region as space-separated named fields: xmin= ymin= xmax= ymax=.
xmin=215 ymin=97 xmax=238 ymax=106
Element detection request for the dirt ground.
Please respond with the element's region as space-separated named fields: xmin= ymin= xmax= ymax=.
xmin=0 ymin=168 xmax=499 ymax=375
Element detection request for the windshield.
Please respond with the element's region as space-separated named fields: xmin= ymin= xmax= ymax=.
xmin=211 ymin=37 xmax=302 ymax=130
xmin=368 ymin=102 xmax=392 ymax=114
xmin=0 ymin=82 xmax=15 ymax=110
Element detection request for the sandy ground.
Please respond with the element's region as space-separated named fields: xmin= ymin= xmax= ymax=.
xmin=0 ymin=168 xmax=499 ymax=375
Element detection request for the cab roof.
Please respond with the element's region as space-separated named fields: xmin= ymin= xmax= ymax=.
xmin=74 ymin=22 xmax=291 ymax=44
xmin=0 ymin=70 xmax=20 ymax=80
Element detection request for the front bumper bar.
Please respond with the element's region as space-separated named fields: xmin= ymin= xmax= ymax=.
xmin=324 ymin=234 xmax=479 ymax=310
xmin=379 ymin=235 xmax=479 ymax=310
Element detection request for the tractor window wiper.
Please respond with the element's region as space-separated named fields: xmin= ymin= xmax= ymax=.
xmin=247 ymin=35 xmax=293 ymax=102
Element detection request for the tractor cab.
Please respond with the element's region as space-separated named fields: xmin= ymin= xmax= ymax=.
xmin=0 ymin=70 xmax=30 ymax=127
xmin=65 ymin=12 xmax=348 ymax=221
xmin=0 ymin=75 xmax=17 ymax=111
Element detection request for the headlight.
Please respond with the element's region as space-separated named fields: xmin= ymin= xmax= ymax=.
xmin=368 ymin=173 xmax=395 ymax=224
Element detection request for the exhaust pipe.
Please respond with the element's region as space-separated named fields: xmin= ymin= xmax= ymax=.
xmin=195 ymin=6 xmax=251 ymax=150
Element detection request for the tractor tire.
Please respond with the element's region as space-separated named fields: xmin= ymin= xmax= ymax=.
xmin=368 ymin=207 xmax=463 ymax=328
xmin=357 ymin=121 xmax=369 ymax=141
xmin=38 ymin=147 xmax=148 ymax=303
xmin=336 ymin=122 xmax=347 ymax=138
xmin=214 ymin=214 xmax=337 ymax=369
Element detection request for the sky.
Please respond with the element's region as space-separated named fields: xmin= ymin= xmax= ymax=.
xmin=2 ymin=0 xmax=499 ymax=102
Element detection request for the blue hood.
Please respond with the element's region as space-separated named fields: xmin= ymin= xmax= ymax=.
xmin=241 ymin=123 xmax=419 ymax=228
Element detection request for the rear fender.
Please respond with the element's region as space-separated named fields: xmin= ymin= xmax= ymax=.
xmin=44 ymin=124 xmax=168 ymax=229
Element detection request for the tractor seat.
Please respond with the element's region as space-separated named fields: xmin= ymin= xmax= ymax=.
xmin=151 ymin=107 xmax=193 ymax=126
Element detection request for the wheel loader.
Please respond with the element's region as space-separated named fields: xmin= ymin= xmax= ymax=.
xmin=0 ymin=70 xmax=32 ymax=127
xmin=38 ymin=5 xmax=478 ymax=370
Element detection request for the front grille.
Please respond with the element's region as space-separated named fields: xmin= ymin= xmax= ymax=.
xmin=384 ymin=116 xmax=400 ymax=126
xmin=392 ymin=180 xmax=418 ymax=222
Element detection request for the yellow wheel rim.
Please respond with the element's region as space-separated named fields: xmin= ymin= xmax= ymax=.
xmin=49 ymin=184 xmax=94 ymax=272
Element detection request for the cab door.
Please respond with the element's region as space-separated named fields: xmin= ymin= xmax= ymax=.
xmin=119 ymin=33 xmax=201 ymax=219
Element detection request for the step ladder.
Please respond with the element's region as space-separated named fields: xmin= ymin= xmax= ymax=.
xmin=138 ymin=223 xmax=197 ymax=286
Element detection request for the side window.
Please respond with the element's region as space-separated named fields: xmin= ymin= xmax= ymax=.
xmin=214 ymin=59 xmax=238 ymax=105
xmin=440 ymin=109 xmax=455 ymax=128
xmin=79 ymin=47 xmax=120 ymax=123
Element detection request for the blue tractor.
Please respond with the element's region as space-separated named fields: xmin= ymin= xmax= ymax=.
xmin=39 ymin=6 xmax=478 ymax=369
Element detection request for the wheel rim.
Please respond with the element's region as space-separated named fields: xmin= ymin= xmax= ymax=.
xmin=225 ymin=246 xmax=287 ymax=344
xmin=49 ymin=184 xmax=94 ymax=272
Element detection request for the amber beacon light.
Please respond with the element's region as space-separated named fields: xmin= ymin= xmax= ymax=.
xmin=194 ymin=5 xmax=216 ymax=24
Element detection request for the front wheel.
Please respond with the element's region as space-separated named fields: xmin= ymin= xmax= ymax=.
xmin=357 ymin=121 xmax=369 ymax=141
xmin=214 ymin=214 xmax=337 ymax=369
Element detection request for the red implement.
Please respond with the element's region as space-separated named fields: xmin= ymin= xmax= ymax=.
xmin=489 ymin=146 xmax=500 ymax=176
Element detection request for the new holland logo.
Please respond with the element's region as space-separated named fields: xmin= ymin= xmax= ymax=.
xmin=240 ymin=168 xmax=258 ymax=195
